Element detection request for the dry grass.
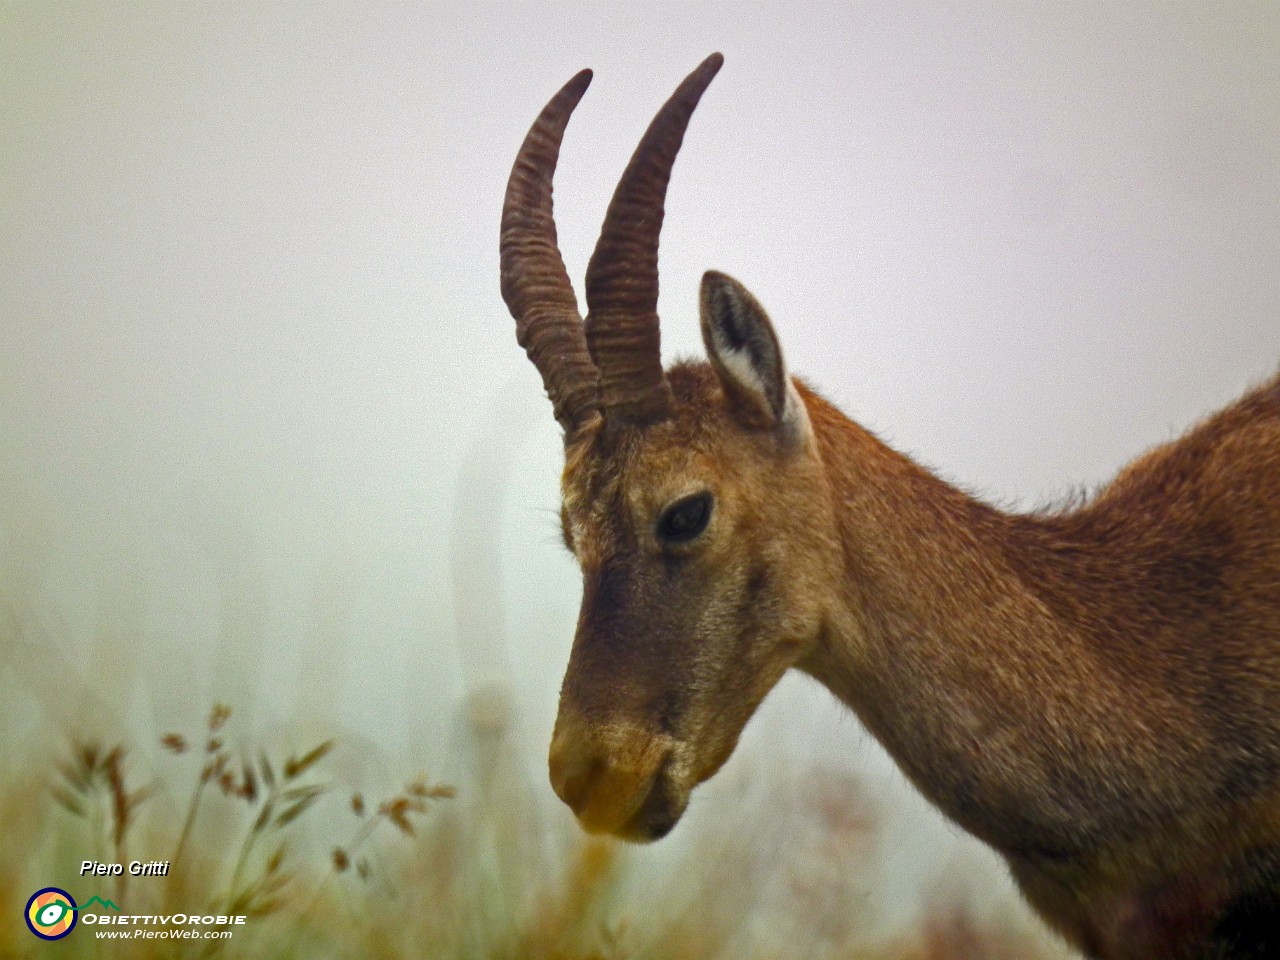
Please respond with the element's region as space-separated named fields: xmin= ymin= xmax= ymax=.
xmin=0 ymin=697 xmax=1076 ymax=960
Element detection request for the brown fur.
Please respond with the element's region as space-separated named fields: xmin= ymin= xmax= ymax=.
xmin=548 ymin=356 xmax=1280 ymax=959
xmin=500 ymin=54 xmax=1280 ymax=960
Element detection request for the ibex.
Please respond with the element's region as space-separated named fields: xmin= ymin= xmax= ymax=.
xmin=498 ymin=54 xmax=1280 ymax=959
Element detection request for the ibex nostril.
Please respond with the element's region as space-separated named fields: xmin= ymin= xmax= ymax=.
xmin=548 ymin=724 xmax=675 ymax=835
xmin=549 ymin=748 xmax=602 ymax=816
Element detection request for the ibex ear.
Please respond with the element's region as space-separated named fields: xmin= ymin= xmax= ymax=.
xmin=700 ymin=271 xmax=809 ymax=442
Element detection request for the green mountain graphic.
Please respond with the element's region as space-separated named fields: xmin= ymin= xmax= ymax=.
xmin=78 ymin=895 xmax=120 ymax=912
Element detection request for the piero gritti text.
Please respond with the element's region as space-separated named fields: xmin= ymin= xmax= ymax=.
xmin=81 ymin=860 xmax=171 ymax=877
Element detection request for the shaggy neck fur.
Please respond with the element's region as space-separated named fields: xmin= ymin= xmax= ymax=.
xmin=792 ymin=377 xmax=1280 ymax=956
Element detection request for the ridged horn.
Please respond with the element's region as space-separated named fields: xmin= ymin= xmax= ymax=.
xmin=500 ymin=68 xmax=601 ymax=436
xmin=584 ymin=53 xmax=724 ymax=427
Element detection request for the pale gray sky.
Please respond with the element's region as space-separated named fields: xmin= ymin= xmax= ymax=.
xmin=3 ymin=1 xmax=1279 ymax=930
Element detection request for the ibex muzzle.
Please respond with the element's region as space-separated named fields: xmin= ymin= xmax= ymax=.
xmin=499 ymin=55 xmax=1280 ymax=959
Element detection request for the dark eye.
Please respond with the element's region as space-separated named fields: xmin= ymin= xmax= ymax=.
xmin=657 ymin=492 xmax=713 ymax=543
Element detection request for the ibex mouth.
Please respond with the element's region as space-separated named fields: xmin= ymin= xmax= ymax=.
xmin=613 ymin=755 xmax=688 ymax=842
xmin=549 ymin=723 xmax=692 ymax=842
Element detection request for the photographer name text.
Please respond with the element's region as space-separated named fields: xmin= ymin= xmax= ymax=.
xmin=80 ymin=860 xmax=171 ymax=877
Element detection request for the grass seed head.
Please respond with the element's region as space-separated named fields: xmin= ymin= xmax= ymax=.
xmin=209 ymin=704 xmax=232 ymax=732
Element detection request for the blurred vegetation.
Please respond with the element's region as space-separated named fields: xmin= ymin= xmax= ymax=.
xmin=0 ymin=697 xmax=1075 ymax=959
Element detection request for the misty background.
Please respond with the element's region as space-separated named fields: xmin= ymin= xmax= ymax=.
xmin=3 ymin=1 xmax=1279 ymax=937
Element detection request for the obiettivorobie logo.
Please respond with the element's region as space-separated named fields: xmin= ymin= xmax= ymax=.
xmin=25 ymin=889 xmax=121 ymax=940
xmin=26 ymin=888 xmax=88 ymax=940
xmin=24 ymin=887 xmax=246 ymax=941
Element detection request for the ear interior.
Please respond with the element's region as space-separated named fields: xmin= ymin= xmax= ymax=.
xmin=700 ymin=271 xmax=804 ymax=437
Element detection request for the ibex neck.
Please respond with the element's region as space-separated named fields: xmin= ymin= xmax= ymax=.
xmin=794 ymin=383 xmax=1166 ymax=860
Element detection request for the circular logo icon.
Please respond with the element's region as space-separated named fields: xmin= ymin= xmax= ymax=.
xmin=26 ymin=888 xmax=78 ymax=940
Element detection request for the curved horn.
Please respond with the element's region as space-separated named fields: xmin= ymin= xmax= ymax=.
xmin=584 ymin=53 xmax=724 ymax=427
xmin=500 ymin=68 xmax=601 ymax=436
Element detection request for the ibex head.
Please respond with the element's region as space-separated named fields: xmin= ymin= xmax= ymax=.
xmin=501 ymin=55 xmax=843 ymax=841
